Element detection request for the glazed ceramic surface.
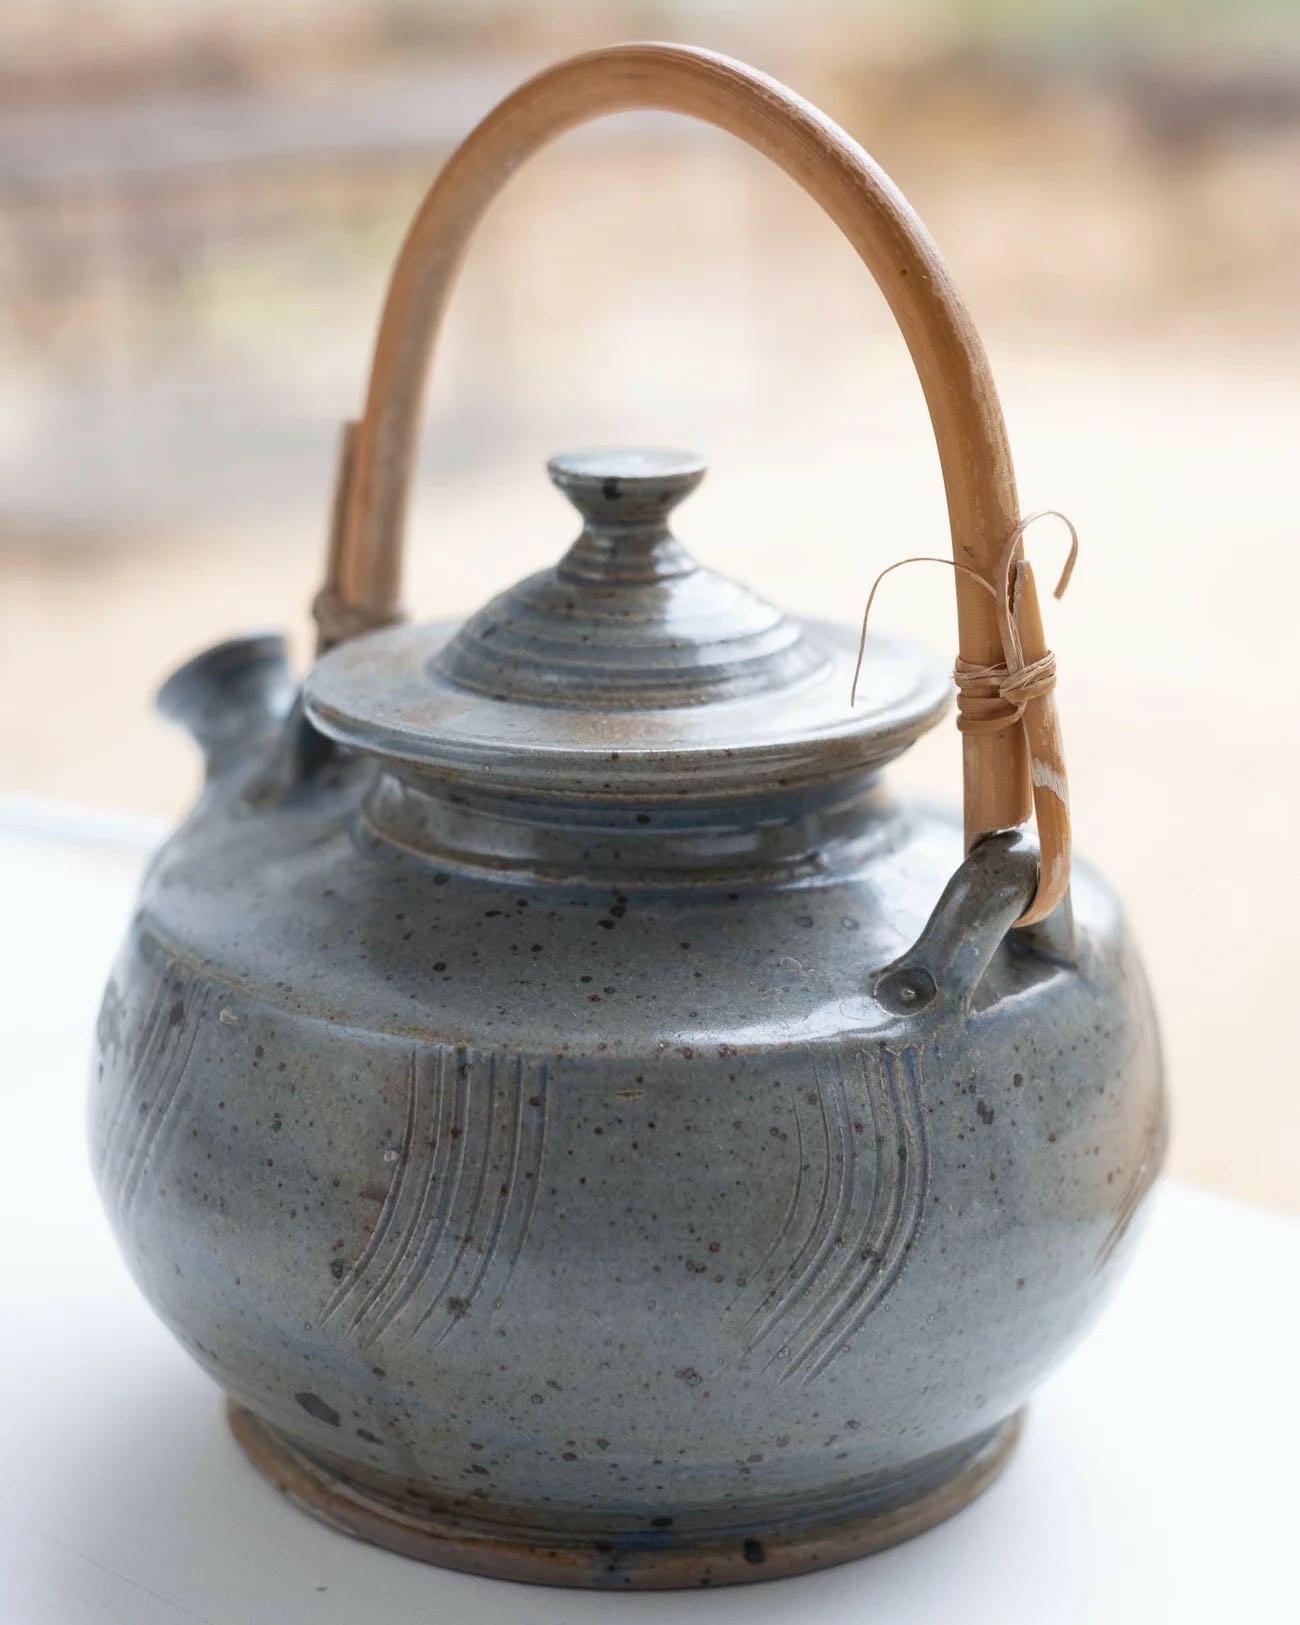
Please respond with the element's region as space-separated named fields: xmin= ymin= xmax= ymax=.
xmin=90 ymin=451 xmax=1166 ymax=1587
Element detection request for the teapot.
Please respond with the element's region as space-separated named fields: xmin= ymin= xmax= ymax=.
xmin=90 ymin=44 xmax=1166 ymax=1590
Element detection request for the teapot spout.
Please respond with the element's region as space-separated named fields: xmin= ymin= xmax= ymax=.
xmin=156 ymin=633 xmax=295 ymax=780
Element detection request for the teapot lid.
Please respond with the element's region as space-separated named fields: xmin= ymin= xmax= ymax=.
xmin=304 ymin=449 xmax=950 ymax=799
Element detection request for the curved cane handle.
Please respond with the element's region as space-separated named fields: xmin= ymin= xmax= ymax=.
xmin=317 ymin=42 xmax=1069 ymax=922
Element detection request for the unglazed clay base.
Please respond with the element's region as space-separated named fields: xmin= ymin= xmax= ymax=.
xmin=228 ymin=1402 xmax=1024 ymax=1590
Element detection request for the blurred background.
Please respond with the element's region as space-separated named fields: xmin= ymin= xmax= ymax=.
xmin=2 ymin=0 xmax=1296 ymax=1209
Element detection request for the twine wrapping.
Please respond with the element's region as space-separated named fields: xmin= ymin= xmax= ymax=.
xmin=953 ymin=651 xmax=1058 ymax=733
xmin=851 ymin=511 xmax=1079 ymax=921
xmin=851 ymin=511 xmax=1077 ymax=713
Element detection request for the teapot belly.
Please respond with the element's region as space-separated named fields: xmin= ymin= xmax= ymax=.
xmin=89 ymin=905 xmax=1163 ymax=1574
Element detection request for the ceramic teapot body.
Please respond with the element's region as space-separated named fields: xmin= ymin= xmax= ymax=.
xmin=92 ymin=714 xmax=1162 ymax=1584
xmin=90 ymin=46 xmax=1165 ymax=1589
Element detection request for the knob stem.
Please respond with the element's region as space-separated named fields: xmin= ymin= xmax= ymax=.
xmin=549 ymin=447 xmax=706 ymax=584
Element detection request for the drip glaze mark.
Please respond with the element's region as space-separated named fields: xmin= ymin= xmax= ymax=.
xmin=791 ymin=1046 xmax=931 ymax=1384
xmin=726 ymin=1045 xmax=931 ymax=1384
xmin=321 ymin=1047 xmax=550 ymax=1350
xmin=504 ymin=1057 xmax=549 ymax=1280
xmin=105 ymin=967 xmax=209 ymax=1222
xmin=424 ymin=1053 xmax=528 ymax=1347
xmin=342 ymin=1044 xmax=451 ymax=1337
xmin=752 ymin=1058 xmax=857 ymax=1367
xmin=724 ymin=1091 xmax=805 ymax=1315
xmin=354 ymin=1046 xmax=468 ymax=1346
xmin=118 ymin=987 xmax=210 ymax=1219
xmin=99 ymin=954 xmax=174 ymax=1181
xmin=407 ymin=1052 xmax=502 ymax=1340
xmin=320 ymin=1045 xmax=420 ymax=1326
xmin=737 ymin=1071 xmax=835 ymax=1344
xmin=1097 ymin=1095 xmax=1167 ymax=1267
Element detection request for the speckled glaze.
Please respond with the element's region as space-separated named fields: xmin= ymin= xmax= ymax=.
xmin=90 ymin=452 xmax=1166 ymax=1588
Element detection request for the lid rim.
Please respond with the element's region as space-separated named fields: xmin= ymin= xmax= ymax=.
xmin=304 ymin=619 xmax=951 ymax=802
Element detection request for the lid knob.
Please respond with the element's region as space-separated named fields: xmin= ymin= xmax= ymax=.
xmin=549 ymin=446 xmax=704 ymax=523
xmin=548 ymin=447 xmax=706 ymax=584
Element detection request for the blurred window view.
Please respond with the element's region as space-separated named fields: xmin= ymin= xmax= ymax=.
xmin=3 ymin=0 xmax=1297 ymax=1209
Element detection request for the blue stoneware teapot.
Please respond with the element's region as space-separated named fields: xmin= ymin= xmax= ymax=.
xmin=90 ymin=44 xmax=1166 ymax=1590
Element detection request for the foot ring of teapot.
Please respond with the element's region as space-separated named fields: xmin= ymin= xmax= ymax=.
xmin=228 ymin=1401 xmax=1023 ymax=1589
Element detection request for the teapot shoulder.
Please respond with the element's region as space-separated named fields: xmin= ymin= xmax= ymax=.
xmin=131 ymin=779 xmax=1140 ymax=1055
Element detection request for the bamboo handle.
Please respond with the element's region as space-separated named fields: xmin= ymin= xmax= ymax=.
xmin=316 ymin=42 xmax=1070 ymax=921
